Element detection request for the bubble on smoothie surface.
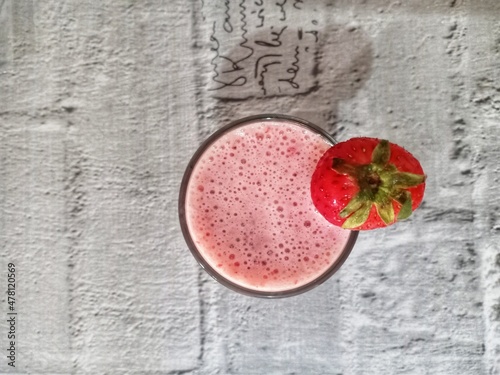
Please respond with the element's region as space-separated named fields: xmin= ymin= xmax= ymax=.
xmin=185 ymin=120 xmax=351 ymax=292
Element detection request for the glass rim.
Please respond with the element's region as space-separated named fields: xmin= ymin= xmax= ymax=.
xmin=178 ymin=114 xmax=358 ymax=298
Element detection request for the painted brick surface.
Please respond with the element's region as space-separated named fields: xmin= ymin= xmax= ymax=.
xmin=1 ymin=1 xmax=500 ymax=374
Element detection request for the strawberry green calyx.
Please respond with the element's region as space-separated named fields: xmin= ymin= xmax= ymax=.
xmin=332 ymin=139 xmax=426 ymax=229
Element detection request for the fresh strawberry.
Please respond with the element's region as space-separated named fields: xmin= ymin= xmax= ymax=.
xmin=310 ymin=137 xmax=426 ymax=230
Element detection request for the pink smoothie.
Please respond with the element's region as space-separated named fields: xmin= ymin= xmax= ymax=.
xmin=184 ymin=118 xmax=352 ymax=293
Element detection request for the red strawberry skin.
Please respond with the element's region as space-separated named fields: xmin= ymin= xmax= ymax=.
xmin=310 ymin=137 xmax=426 ymax=230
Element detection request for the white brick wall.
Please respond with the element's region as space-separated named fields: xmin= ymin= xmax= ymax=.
xmin=1 ymin=1 xmax=499 ymax=374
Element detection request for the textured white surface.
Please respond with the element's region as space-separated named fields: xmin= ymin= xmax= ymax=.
xmin=1 ymin=0 xmax=500 ymax=374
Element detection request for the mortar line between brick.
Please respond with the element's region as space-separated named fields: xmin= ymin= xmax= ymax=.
xmin=190 ymin=0 xmax=208 ymax=372
xmin=190 ymin=0 xmax=208 ymax=140
xmin=197 ymin=268 xmax=208 ymax=369
xmin=62 ymin=133 xmax=76 ymax=375
xmin=453 ymin=3 xmax=493 ymax=373
xmin=62 ymin=119 xmax=85 ymax=375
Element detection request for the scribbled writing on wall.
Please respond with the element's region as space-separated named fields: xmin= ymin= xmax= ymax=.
xmin=200 ymin=0 xmax=321 ymax=99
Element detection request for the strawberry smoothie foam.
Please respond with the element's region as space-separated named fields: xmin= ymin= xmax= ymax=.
xmin=180 ymin=116 xmax=357 ymax=296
